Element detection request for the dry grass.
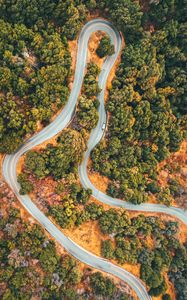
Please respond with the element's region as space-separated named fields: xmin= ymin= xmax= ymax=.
xmin=87 ymin=31 xmax=106 ymax=68
xmin=0 ymin=154 xmax=4 ymax=179
xmin=157 ymin=140 xmax=187 ymax=209
xmin=88 ymin=159 xmax=109 ymax=193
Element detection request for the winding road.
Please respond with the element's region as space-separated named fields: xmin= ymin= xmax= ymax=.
xmin=2 ymin=18 xmax=186 ymax=299
xmin=78 ymin=30 xmax=187 ymax=226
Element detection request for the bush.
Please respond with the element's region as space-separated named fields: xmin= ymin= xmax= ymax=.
xmin=17 ymin=173 xmax=34 ymax=195
xmin=162 ymin=294 xmax=171 ymax=300
xmin=147 ymin=181 xmax=161 ymax=194
xmin=96 ymin=35 xmax=114 ymax=58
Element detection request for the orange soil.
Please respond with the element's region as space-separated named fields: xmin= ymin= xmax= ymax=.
xmin=87 ymin=31 xmax=106 ymax=68
xmin=16 ymin=155 xmax=25 ymax=175
xmin=68 ymin=38 xmax=78 ymax=85
xmin=64 ymin=221 xmax=102 ymax=256
xmin=157 ymin=140 xmax=187 ymax=182
xmin=64 ymin=207 xmax=185 ymax=300
xmin=128 ymin=210 xmax=187 ymax=244
xmin=88 ymin=158 xmax=109 ymax=193
xmin=9 ymin=18 xmax=186 ymax=299
xmin=64 ymin=207 xmax=186 ymax=255
xmin=0 ymin=154 xmax=4 ymax=179
xmin=164 ymin=274 xmax=176 ymax=300
xmin=64 ymin=220 xmax=140 ymax=278
xmin=105 ymin=35 xmax=125 ymax=101
xmin=157 ymin=140 xmax=187 ymax=208
xmin=49 ymin=216 xmax=136 ymax=298
xmin=88 ymin=139 xmax=187 ymax=207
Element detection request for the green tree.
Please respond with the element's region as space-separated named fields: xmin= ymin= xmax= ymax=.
xmin=101 ymin=240 xmax=114 ymax=259
xmin=96 ymin=35 xmax=114 ymax=58
xmin=90 ymin=272 xmax=116 ymax=298
xmin=17 ymin=173 xmax=34 ymax=195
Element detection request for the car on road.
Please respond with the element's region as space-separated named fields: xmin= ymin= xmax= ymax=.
xmin=102 ymin=122 xmax=106 ymax=130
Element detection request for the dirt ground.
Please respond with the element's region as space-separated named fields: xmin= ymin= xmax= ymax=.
xmin=0 ymin=154 xmax=4 ymax=179
xmin=64 ymin=195 xmax=186 ymax=299
xmin=88 ymin=158 xmax=109 ymax=193
xmin=157 ymin=140 xmax=187 ymax=209
xmin=1 ymin=16 xmax=186 ymax=300
xmin=16 ymin=146 xmax=185 ymax=300
xmin=88 ymin=31 xmax=106 ymax=68
xmin=0 ymin=181 xmax=136 ymax=299
xmin=88 ymin=140 xmax=187 ymax=208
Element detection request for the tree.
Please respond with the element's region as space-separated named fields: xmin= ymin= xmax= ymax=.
xmin=55 ymin=182 xmax=65 ymax=195
xmin=149 ymin=279 xmax=167 ymax=297
xmin=53 ymin=1 xmax=87 ymax=39
xmin=96 ymin=35 xmax=114 ymax=58
xmin=146 ymin=181 xmax=161 ymax=194
xmin=90 ymin=272 xmax=116 ymax=298
xmin=85 ymin=203 xmax=104 ymax=220
xmin=70 ymin=183 xmax=92 ymax=204
xmin=77 ymin=95 xmax=99 ymax=131
xmin=49 ymin=196 xmax=78 ymax=228
xmin=17 ymin=173 xmax=34 ymax=195
xmin=158 ymin=188 xmax=173 ymax=206
xmin=83 ymin=63 xmax=101 ymax=97
xmin=99 ymin=209 xmax=130 ymax=234
xmin=48 ymin=129 xmax=86 ymax=179
xmin=168 ymin=178 xmax=181 ymax=197
xmin=162 ymin=294 xmax=172 ymax=300
xmin=101 ymin=240 xmax=114 ymax=259
xmin=85 ymin=0 xmax=97 ymax=10
xmin=97 ymin=0 xmax=143 ymax=42
xmin=0 ymin=133 xmax=23 ymax=154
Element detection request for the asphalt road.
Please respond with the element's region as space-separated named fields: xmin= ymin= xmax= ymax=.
xmin=78 ymin=45 xmax=187 ymax=225
xmin=3 ymin=19 xmax=151 ymax=300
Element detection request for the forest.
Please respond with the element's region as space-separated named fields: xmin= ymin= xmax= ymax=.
xmin=91 ymin=0 xmax=187 ymax=205
xmin=0 ymin=19 xmax=71 ymax=153
xmin=0 ymin=0 xmax=186 ymax=299
xmin=0 ymin=185 xmax=132 ymax=300
xmin=75 ymin=62 xmax=100 ymax=133
xmin=0 ymin=0 xmax=185 ymax=203
xmin=18 ymin=128 xmax=186 ymax=299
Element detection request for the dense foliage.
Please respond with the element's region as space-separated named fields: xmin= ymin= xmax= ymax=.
xmin=90 ymin=271 xmax=131 ymax=299
xmin=0 ymin=204 xmax=81 ymax=299
xmin=0 ymin=190 xmax=132 ymax=300
xmin=1 ymin=1 xmax=187 ymax=299
xmin=97 ymin=0 xmax=143 ymax=43
xmin=91 ymin=0 xmax=187 ymax=205
xmin=96 ymin=35 xmax=115 ymax=58
xmin=18 ymin=129 xmax=92 ymax=228
xmin=17 ymin=173 xmax=34 ymax=195
xmin=48 ymin=187 xmax=92 ymax=229
xmin=75 ymin=62 xmax=100 ymax=133
xmin=88 ymin=205 xmax=187 ymax=299
xmin=0 ymin=20 xmax=71 ymax=153
xmin=24 ymin=129 xmax=85 ymax=180
xmin=0 ymin=0 xmax=97 ymax=154
xmin=0 ymin=0 xmax=91 ymax=39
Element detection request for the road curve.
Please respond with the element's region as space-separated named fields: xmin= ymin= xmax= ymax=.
xmin=3 ymin=19 xmax=151 ymax=300
xmin=79 ymin=57 xmax=187 ymax=225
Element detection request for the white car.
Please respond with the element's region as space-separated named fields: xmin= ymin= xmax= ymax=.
xmin=102 ymin=123 xmax=106 ymax=130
